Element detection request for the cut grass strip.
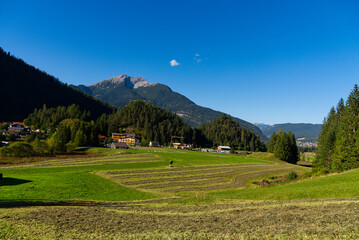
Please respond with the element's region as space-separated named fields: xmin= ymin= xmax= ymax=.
xmin=0 ymin=153 xmax=160 ymax=169
xmin=0 ymin=172 xmax=156 ymax=202
xmin=105 ymin=163 xmax=263 ymax=175
xmin=210 ymin=168 xmax=359 ymax=200
xmin=107 ymin=165 xmax=290 ymax=185
xmin=107 ymin=164 xmax=271 ymax=179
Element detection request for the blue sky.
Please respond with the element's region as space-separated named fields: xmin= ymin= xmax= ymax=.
xmin=1 ymin=0 xmax=359 ymax=125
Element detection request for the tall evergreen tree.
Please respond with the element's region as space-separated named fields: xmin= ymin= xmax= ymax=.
xmin=269 ymin=129 xmax=299 ymax=164
xmin=267 ymin=132 xmax=277 ymax=153
xmin=314 ymin=99 xmax=344 ymax=170
xmin=332 ymin=85 xmax=359 ymax=171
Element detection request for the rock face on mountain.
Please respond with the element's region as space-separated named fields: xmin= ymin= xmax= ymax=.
xmin=90 ymin=75 xmax=158 ymax=89
xmin=72 ymin=75 xmax=266 ymax=140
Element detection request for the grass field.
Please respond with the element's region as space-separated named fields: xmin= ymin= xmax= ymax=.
xmin=1 ymin=147 xmax=359 ymax=239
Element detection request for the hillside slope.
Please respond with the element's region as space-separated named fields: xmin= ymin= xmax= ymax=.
xmin=262 ymin=123 xmax=322 ymax=142
xmin=0 ymin=48 xmax=114 ymax=121
xmin=72 ymin=75 xmax=266 ymax=140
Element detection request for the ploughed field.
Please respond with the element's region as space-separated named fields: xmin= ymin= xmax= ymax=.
xmin=2 ymin=148 xmax=359 ymax=239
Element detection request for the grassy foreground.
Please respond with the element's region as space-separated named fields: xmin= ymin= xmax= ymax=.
xmin=1 ymin=147 xmax=359 ymax=239
xmin=0 ymin=148 xmax=304 ymax=201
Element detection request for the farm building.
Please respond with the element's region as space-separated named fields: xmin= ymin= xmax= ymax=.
xmin=217 ymin=146 xmax=231 ymax=153
xmin=111 ymin=142 xmax=129 ymax=149
xmin=112 ymin=133 xmax=140 ymax=146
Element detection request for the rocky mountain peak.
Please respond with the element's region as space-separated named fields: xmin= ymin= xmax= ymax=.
xmin=90 ymin=74 xmax=157 ymax=89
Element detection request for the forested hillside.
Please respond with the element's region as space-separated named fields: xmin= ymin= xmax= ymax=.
xmin=72 ymin=75 xmax=266 ymax=140
xmin=197 ymin=115 xmax=266 ymax=151
xmin=0 ymin=47 xmax=114 ymax=121
xmin=23 ymin=101 xmax=265 ymax=150
xmin=315 ymin=85 xmax=359 ymax=172
xmin=97 ymin=100 xmax=193 ymax=146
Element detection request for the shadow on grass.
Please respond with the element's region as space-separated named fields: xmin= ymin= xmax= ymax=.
xmin=0 ymin=177 xmax=32 ymax=186
xmin=0 ymin=198 xmax=177 ymax=209
xmin=297 ymin=163 xmax=313 ymax=168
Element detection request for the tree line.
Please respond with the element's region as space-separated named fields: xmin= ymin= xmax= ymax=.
xmin=195 ymin=114 xmax=266 ymax=151
xmin=315 ymin=84 xmax=359 ymax=172
xmin=24 ymin=101 xmax=265 ymax=150
xmin=1 ymin=101 xmax=270 ymax=157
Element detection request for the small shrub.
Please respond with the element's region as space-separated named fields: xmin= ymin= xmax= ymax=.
xmin=0 ymin=142 xmax=36 ymax=157
xmin=287 ymin=171 xmax=298 ymax=181
xmin=312 ymin=167 xmax=330 ymax=177
xmin=302 ymin=171 xmax=312 ymax=178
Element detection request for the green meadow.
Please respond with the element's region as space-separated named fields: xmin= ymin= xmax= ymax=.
xmin=0 ymin=148 xmax=301 ymax=202
xmin=2 ymin=147 xmax=359 ymax=239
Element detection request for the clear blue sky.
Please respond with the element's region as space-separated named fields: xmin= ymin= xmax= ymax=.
xmin=1 ymin=0 xmax=359 ymax=125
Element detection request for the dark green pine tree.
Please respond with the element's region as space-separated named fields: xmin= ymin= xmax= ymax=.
xmin=332 ymin=85 xmax=359 ymax=171
xmin=267 ymin=132 xmax=277 ymax=153
xmin=274 ymin=129 xmax=291 ymax=162
xmin=314 ymin=99 xmax=344 ymax=170
xmin=288 ymin=131 xmax=299 ymax=164
xmin=269 ymin=129 xmax=299 ymax=164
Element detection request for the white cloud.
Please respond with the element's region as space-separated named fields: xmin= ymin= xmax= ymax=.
xmin=194 ymin=53 xmax=202 ymax=63
xmin=170 ymin=59 xmax=180 ymax=67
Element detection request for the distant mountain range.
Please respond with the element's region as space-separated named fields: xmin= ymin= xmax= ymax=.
xmin=255 ymin=123 xmax=322 ymax=142
xmin=2 ymin=47 xmax=321 ymax=143
xmin=71 ymin=75 xmax=267 ymax=140
xmin=0 ymin=47 xmax=114 ymax=122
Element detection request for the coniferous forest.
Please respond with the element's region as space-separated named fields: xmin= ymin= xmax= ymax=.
xmin=22 ymin=101 xmax=266 ymax=151
xmin=315 ymin=84 xmax=359 ymax=172
xmin=197 ymin=115 xmax=266 ymax=151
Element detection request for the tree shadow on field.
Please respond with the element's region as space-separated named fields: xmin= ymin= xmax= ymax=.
xmin=0 ymin=200 xmax=122 ymax=209
xmin=0 ymin=177 xmax=32 ymax=186
xmin=0 ymin=198 xmax=178 ymax=209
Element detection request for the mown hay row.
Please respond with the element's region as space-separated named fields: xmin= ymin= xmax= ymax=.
xmin=10 ymin=199 xmax=359 ymax=238
xmin=106 ymin=163 xmax=262 ymax=175
xmin=161 ymin=167 xmax=299 ymax=192
xmin=231 ymin=166 xmax=298 ymax=185
xmin=135 ymin=177 xmax=228 ymax=189
xmin=111 ymin=164 xmax=276 ymax=180
xmin=0 ymin=154 xmax=158 ymax=169
xmin=116 ymin=166 xmax=273 ymax=185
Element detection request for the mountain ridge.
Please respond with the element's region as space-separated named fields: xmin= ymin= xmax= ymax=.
xmin=256 ymin=123 xmax=322 ymax=142
xmin=90 ymin=74 xmax=159 ymax=89
xmin=72 ymin=75 xmax=267 ymax=140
